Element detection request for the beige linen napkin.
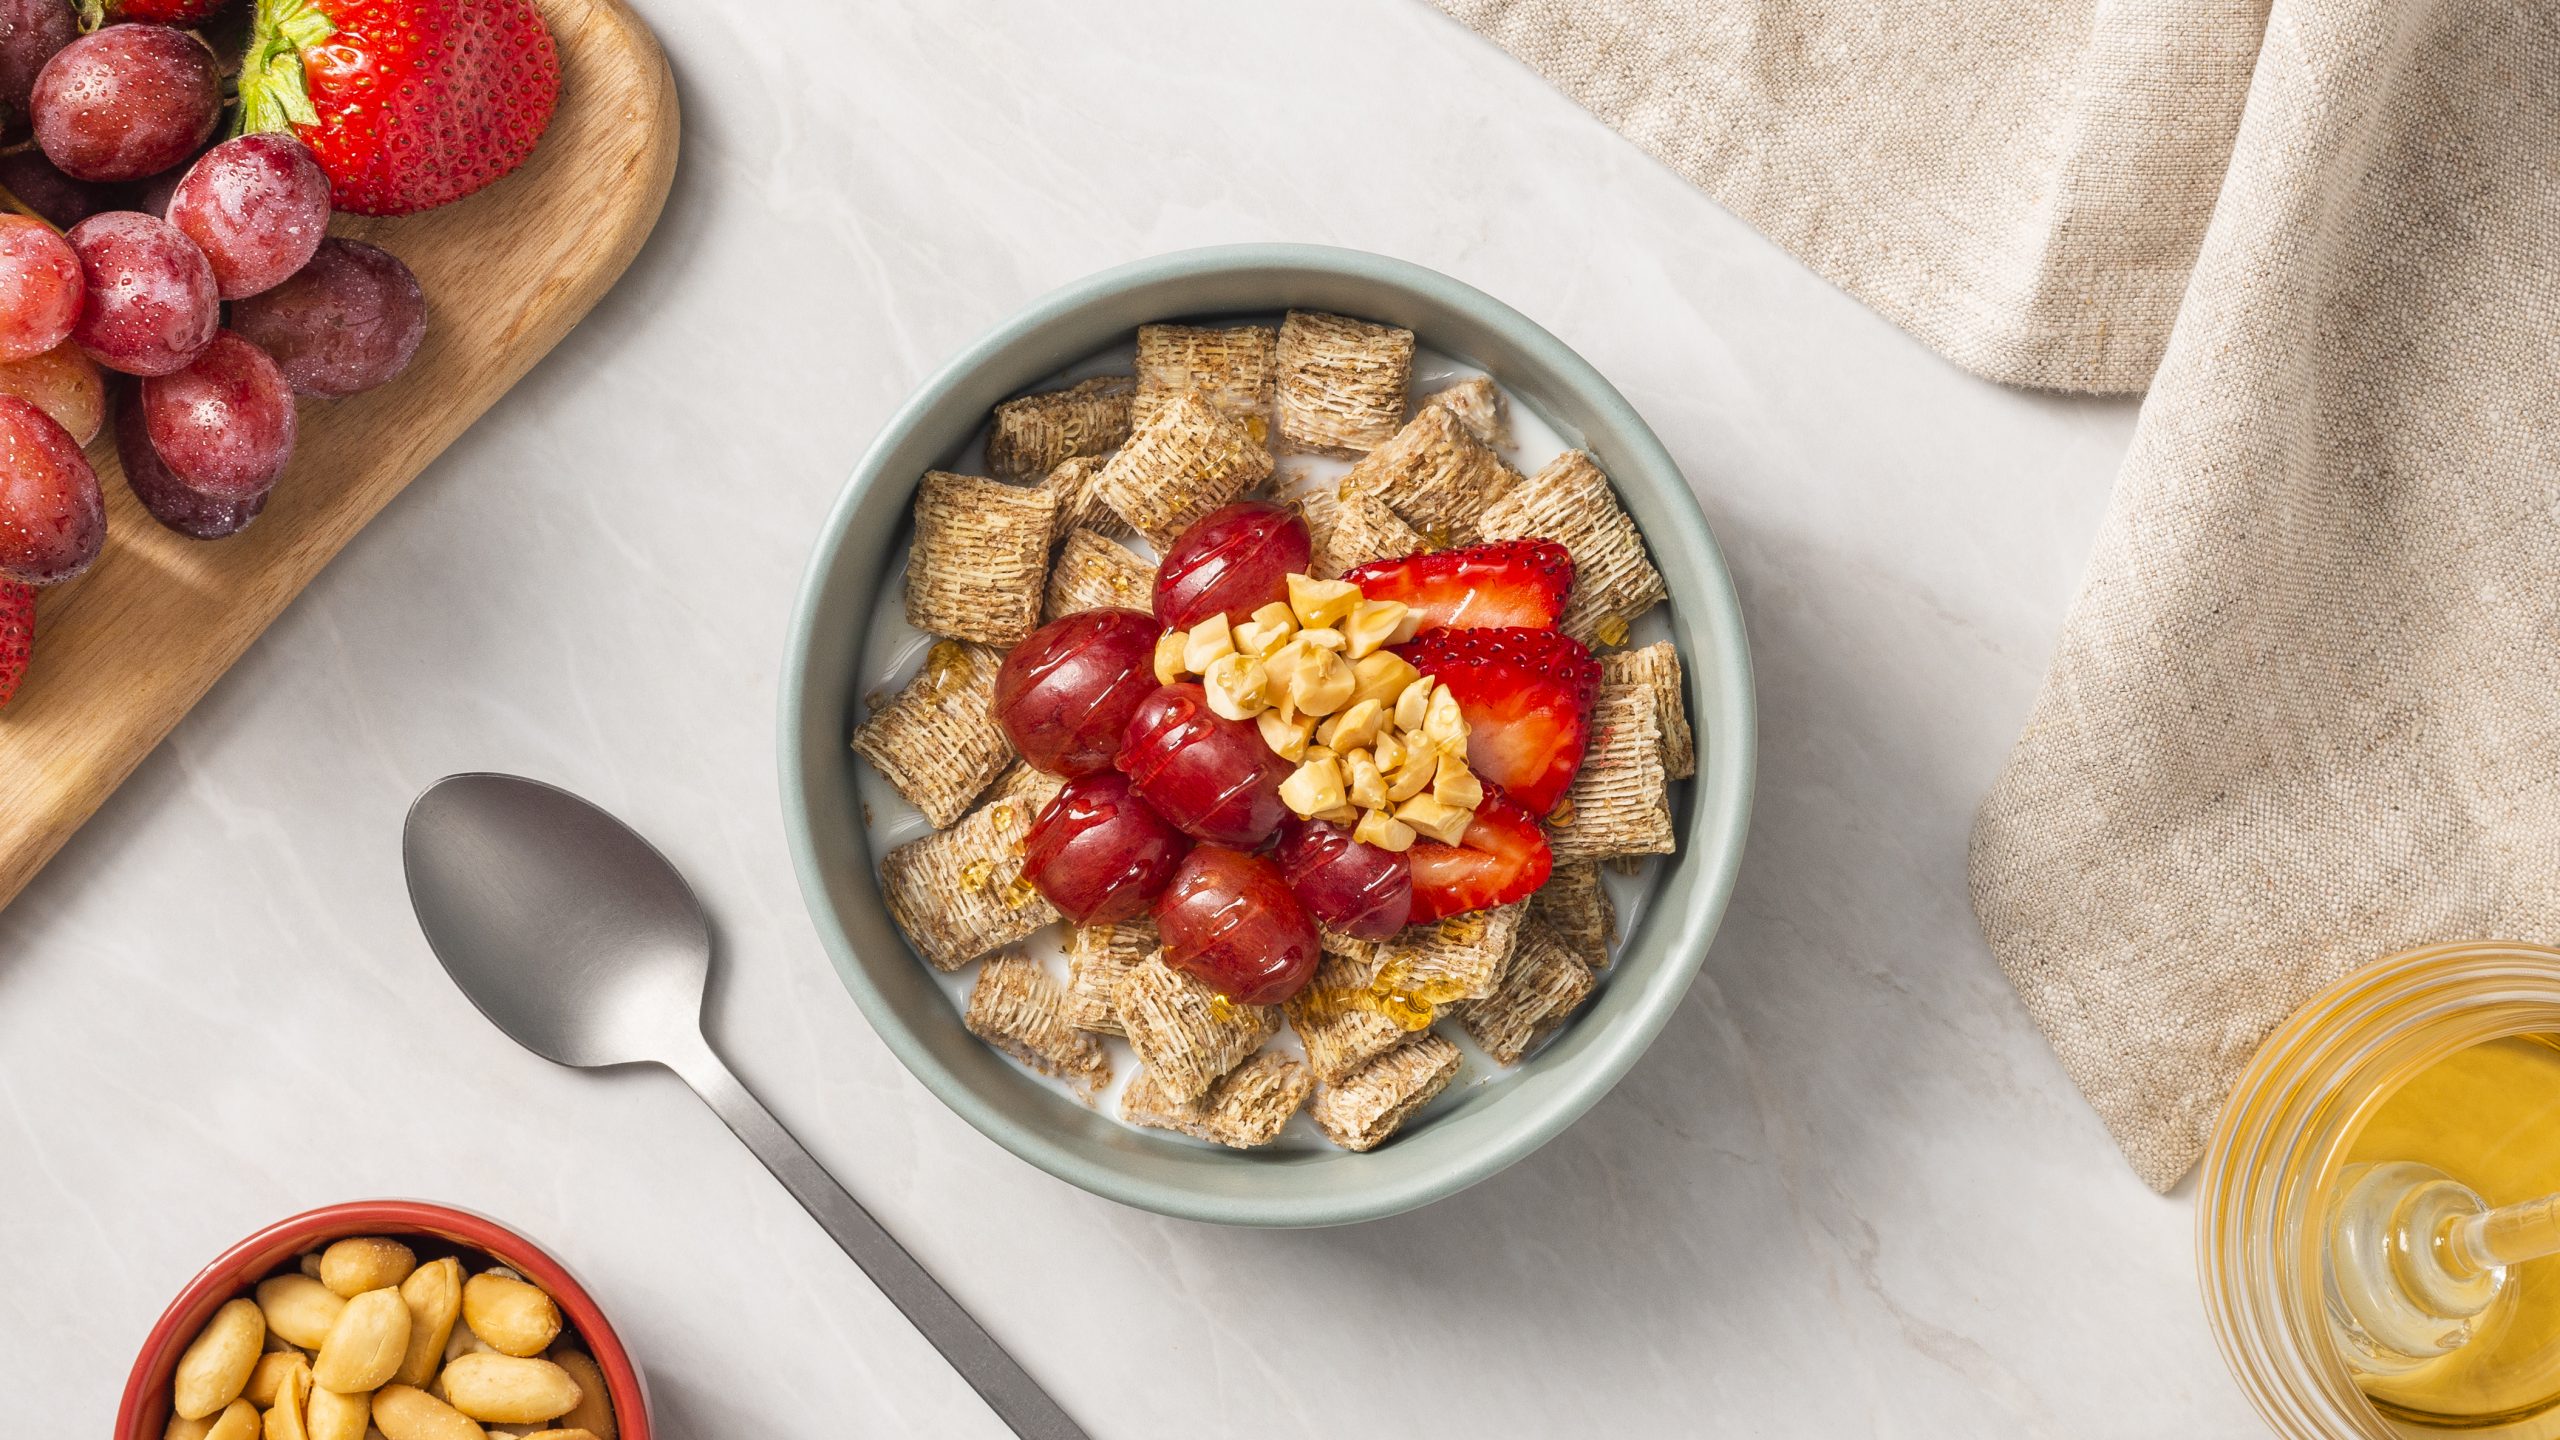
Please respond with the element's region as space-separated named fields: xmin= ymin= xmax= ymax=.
xmin=1435 ymin=0 xmax=2560 ymax=1189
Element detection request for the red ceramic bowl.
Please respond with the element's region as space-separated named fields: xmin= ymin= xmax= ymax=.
xmin=117 ymin=1200 xmax=650 ymax=1440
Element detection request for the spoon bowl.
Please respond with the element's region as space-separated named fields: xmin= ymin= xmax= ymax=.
xmin=404 ymin=772 xmax=710 ymax=1069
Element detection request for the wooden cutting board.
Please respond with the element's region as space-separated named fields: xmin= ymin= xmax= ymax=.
xmin=0 ymin=0 xmax=678 ymax=912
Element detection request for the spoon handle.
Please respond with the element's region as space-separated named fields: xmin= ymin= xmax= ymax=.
xmin=665 ymin=1038 xmax=1089 ymax=1440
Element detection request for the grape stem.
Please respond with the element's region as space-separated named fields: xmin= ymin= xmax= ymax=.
xmin=0 ymin=183 xmax=62 ymax=234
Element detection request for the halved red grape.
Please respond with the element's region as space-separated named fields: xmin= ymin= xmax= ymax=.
xmin=0 ymin=0 xmax=77 ymax=129
xmin=0 ymin=342 xmax=104 ymax=443
xmin=140 ymin=329 xmax=296 ymax=498
xmin=0 ymin=214 xmax=81 ymax=361
xmin=30 ymin=25 xmax=219 ymax=182
xmin=1276 ymin=819 xmax=1412 ymax=940
xmin=1152 ymin=500 xmax=1311 ymax=631
xmin=167 ymin=134 xmax=330 ymax=299
xmin=228 ymin=238 xmax=428 ymax=399
xmin=67 ymin=210 xmax=215 ymax=375
xmin=1153 ymin=845 xmax=1321 ymax=1005
xmin=117 ymin=391 xmax=264 ymax=539
xmin=0 ymin=151 xmax=111 ymax=229
xmin=1115 ymin=682 xmax=1292 ymax=847
xmin=993 ymin=608 xmax=1161 ymax=777
xmin=1022 ymin=770 xmax=1189 ymax=924
xmin=0 ymin=393 xmax=103 ymax=583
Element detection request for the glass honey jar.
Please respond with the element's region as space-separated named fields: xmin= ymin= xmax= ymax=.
xmin=2202 ymin=942 xmax=2560 ymax=1438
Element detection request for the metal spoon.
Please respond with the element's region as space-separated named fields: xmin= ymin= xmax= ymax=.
xmin=402 ymin=772 xmax=1087 ymax=1440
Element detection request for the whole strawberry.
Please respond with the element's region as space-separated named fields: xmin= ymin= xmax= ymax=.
xmin=236 ymin=0 xmax=558 ymax=216
xmin=0 ymin=580 xmax=32 ymax=710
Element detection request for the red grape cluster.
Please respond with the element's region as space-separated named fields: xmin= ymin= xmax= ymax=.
xmin=0 ymin=0 xmax=429 ymax=692
xmin=998 ymin=503 xmax=1424 ymax=1007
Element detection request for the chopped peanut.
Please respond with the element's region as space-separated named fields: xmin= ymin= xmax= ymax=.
xmin=1203 ymin=653 xmax=1270 ymax=720
xmin=1374 ymin=730 xmax=1406 ymax=775
xmin=1296 ymin=626 xmax=1347 ymax=651
xmin=1394 ymin=675 xmax=1434 ymax=733
xmin=1258 ymin=708 xmax=1315 ymax=762
xmin=1287 ymin=574 xmax=1364 ymax=630
xmin=1345 ymin=748 xmax=1389 ymax=809
xmin=1280 ymin=754 xmax=1348 ymax=816
xmin=1154 ymin=630 xmax=1188 ymax=685
xmin=1350 ymin=652 xmax=1421 ymax=711
xmin=1388 ymin=743 xmax=1438 ymax=802
xmin=1317 ymin=698 xmax=1385 ymax=753
xmin=1234 ymin=601 xmax=1297 ymax=657
xmin=1433 ymin=752 xmax=1484 ymax=810
xmin=1395 ymin=794 xmax=1474 ymax=845
xmin=1288 ymin=647 xmax=1356 ymax=716
xmin=1424 ymin=683 xmax=1469 ymax=752
xmin=1354 ymin=807 xmax=1418 ymax=852
xmin=1183 ymin=614 xmax=1237 ymax=673
xmin=1342 ymin=599 xmax=1410 ymax=659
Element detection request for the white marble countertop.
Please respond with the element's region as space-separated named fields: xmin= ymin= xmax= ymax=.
xmin=5 ymin=2 xmax=2265 ymax=1434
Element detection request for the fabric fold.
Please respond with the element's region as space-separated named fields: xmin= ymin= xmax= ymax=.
xmin=1434 ymin=0 xmax=2560 ymax=1188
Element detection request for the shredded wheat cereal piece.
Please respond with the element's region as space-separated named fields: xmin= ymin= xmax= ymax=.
xmin=1421 ymin=376 xmax=1505 ymax=446
xmin=1037 ymin=455 xmax=1127 ymax=542
xmin=1457 ymin=920 xmax=1594 ymax=1065
xmin=1275 ymin=310 xmax=1416 ymax=456
xmin=986 ymin=375 xmax=1134 ymax=483
xmin=1310 ymin=490 xmax=1428 ymax=579
xmin=1284 ymin=951 xmax=1413 ymax=1084
xmin=1114 ymin=958 xmax=1280 ymax=1102
xmin=1600 ymin=641 xmax=1696 ymax=779
xmin=880 ymin=764 xmax=1065 ymax=969
xmin=1063 ymin=918 xmax=1158 ymax=1035
xmin=1132 ymin=323 xmax=1277 ymax=432
xmin=966 ymin=951 xmax=1112 ymax=1094
xmin=1309 ymin=1032 xmax=1462 ymax=1151
xmin=1363 ymin=901 xmax=1528 ymax=1003
xmin=904 ymin=471 xmax=1056 ymax=647
xmin=1533 ymin=858 xmax=1618 ymax=967
xmin=1481 ymin=450 xmax=1667 ymax=645
xmin=1548 ymin=680 xmax=1675 ymax=859
xmin=1339 ymin=403 xmax=1520 ymax=545
xmin=850 ymin=640 xmax=1011 ymax=828
xmin=1121 ymin=1049 xmax=1312 ymax=1148
xmin=1044 ymin=528 xmax=1158 ymax=621
xmin=1093 ymin=391 xmax=1276 ymax=550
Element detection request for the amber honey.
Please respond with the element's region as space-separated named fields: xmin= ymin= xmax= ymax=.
xmin=2342 ymin=1035 xmax=2560 ymax=1428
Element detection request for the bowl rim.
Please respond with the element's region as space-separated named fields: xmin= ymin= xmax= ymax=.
xmin=116 ymin=1198 xmax=650 ymax=1440
xmin=778 ymin=242 xmax=1756 ymax=1227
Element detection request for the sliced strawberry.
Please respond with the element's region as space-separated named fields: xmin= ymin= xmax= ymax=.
xmin=0 ymin=581 xmax=32 ymax=710
xmin=1398 ymin=627 xmax=1599 ymax=815
xmin=1344 ymin=539 xmax=1572 ymax=633
xmin=1406 ymin=787 xmax=1553 ymax=923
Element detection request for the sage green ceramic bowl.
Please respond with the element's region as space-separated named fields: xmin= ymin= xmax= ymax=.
xmin=779 ymin=244 xmax=1754 ymax=1227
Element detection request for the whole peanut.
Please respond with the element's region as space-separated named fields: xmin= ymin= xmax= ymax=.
xmin=393 ymin=1258 xmax=464 ymax=1388
xmin=306 ymin=1382 xmax=373 ymax=1440
xmin=174 ymin=1298 xmax=266 ymax=1420
xmin=257 ymin=1275 xmax=347 ymax=1351
xmin=459 ymin=1275 xmax=558 ymax=1358
xmin=204 ymin=1399 xmax=260 ymax=1440
xmin=321 ymin=1238 xmax=419 ymax=1299
xmin=439 ymin=1353 xmax=580 ymax=1425
xmin=245 ymin=1350 xmax=312 ymax=1409
xmin=263 ymin=1365 xmax=311 ymax=1440
xmin=314 ymin=1289 xmax=411 ymax=1392
xmin=371 ymin=1383 xmax=489 ymax=1440
xmin=543 ymin=1351 xmax=613 ymax=1440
